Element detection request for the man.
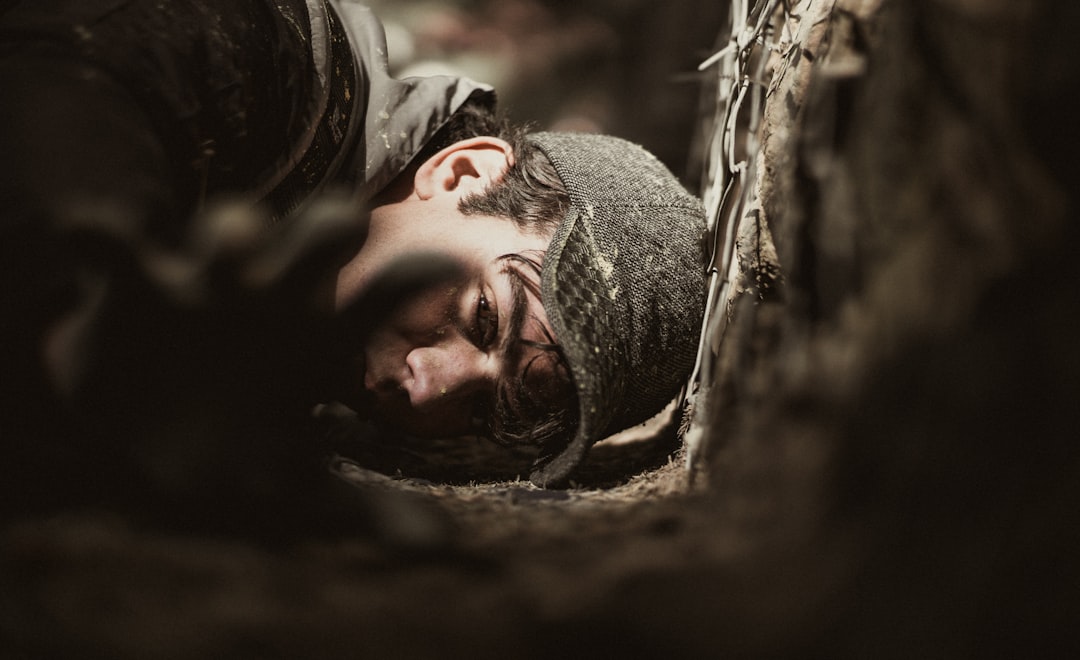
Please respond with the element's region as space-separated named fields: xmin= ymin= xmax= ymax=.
xmin=0 ymin=0 xmax=706 ymax=504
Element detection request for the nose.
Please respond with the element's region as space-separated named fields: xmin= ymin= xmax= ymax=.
xmin=403 ymin=336 xmax=495 ymax=410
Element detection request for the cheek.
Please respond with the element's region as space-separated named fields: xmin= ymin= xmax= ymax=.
xmin=387 ymin=285 xmax=462 ymax=341
xmin=364 ymin=284 xmax=462 ymax=377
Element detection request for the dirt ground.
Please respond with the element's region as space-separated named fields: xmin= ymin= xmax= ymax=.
xmin=5 ymin=0 xmax=1080 ymax=657
xmin=5 ymin=385 xmax=1077 ymax=659
xmin=2 ymin=426 xmax=726 ymax=659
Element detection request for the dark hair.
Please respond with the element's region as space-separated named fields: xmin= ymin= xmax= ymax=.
xmin=419 ymin=99 xmax=577 ymax=450
xmin=409 ymin=97 xmax=506 ymax=165
xmin=416 ymin=97 xmax=570 ymax=235
xmin=484 ymin=253 xmax=578 ymax=452
xmin=457 ymin=131 xmax=568 ymax=236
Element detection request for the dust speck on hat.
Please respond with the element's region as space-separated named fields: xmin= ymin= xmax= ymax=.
xmin=528 ymin=132 xmax=707 ymax=487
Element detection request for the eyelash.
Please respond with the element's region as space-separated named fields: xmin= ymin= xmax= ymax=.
xmin=475 ymin=291 xmax=498 ymax=348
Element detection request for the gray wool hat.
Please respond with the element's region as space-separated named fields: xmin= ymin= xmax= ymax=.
xmin=527 ymin=132 xmax=707 ymax=486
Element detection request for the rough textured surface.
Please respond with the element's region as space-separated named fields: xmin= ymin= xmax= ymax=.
xmin=3 ymin=0 xmax=1079 ymax=657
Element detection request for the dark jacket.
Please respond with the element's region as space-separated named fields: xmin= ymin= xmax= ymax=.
xmin=0 ymin=0 xmax=492 ymax=232
xmin=0 ymin=0 xmax=492 ymax=496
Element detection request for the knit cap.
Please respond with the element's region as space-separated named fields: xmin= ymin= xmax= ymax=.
xmin=528 ymin=132 xmax=707 ymax=486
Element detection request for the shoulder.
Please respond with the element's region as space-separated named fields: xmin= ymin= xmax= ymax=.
xmin=330 ymin=1 xmax=497 ymax=198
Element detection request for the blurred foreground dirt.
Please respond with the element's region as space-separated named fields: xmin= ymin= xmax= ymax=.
xmin=3 ymin=1 xmax=1080 ymax=657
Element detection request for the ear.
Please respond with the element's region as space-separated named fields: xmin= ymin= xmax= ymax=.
xmin=413 ymin=136 xmax=515 ymax=201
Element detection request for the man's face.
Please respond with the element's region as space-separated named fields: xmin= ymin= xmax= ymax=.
xmin=334 ymin=146 xmax=565 ymax=439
